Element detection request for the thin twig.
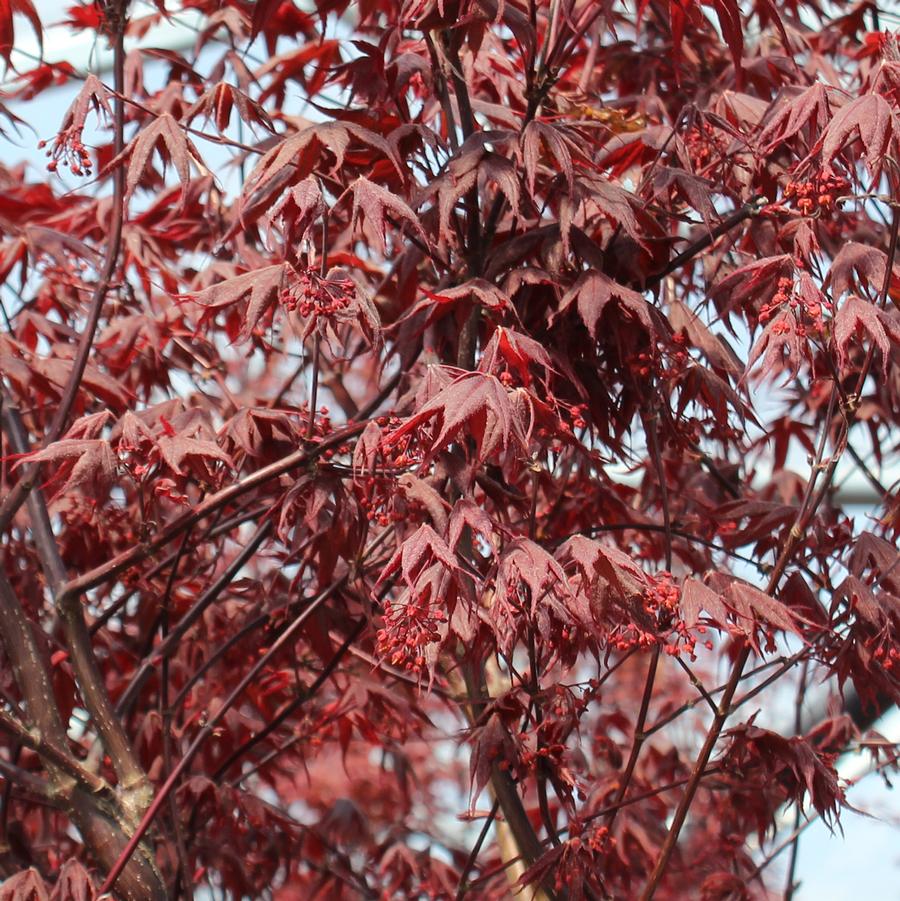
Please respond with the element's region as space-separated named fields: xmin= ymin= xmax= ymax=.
xmin=604 ymin=647 xmax=660 ymax=832
xmin=97 ymin=528 xmax=388 ymax=897
xmin=455 ymin=798 xmax=501 ymax=900
xmin=159 ymin=529 xmax=194 ymax=896
xmin=0 ymin=9 xmax=129 ymax=533
xmin=783 ymin=658 xmax=810 ymax=900
xmin=604 ymin=405 xmax=670 ymax=830
xmin=58 ymin=369 xmax=403 ymax=607
xmin=639 ymin=184 xmax=900 ymax=900
xmin=114 ymin=520 xmax=273 ymax=718
xmin=214 ymin=617 xmax=366 ymax=782
xmin=644 ymin=198 xmax=766 ymax=291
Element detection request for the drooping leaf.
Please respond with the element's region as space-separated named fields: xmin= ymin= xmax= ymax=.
xmin=556 ymin=269 xmax=655 ymax=339
xmin=817 ymin=93 xmax=897 ymax=176
xmin=828 ymin=242 xmax=890 ymax=301
xmin=119 ymin=113 xmax=205 ymax=204
xmin=376 ymin=523 xmax=458 ymax=592
xmin=386 ymin=370 xmax=531 ymax=465
xmin=0 ymin=0 xmax=41 ymax=67
xmin=241 ymin=120 xmax=403 ymax=218
xmin=49 ymin=860 xmax=95 ymax=901
xmin=759 ymin=82 xmax=834 ymax=152
xmin=833 ymin=295 xmax=891 ymax=376
xmin=711 ymin=255 xmax=795 ymax=327
xmin=680 ymin=577 xmax=731 ymax=630
xmin=745 ymin=310 xmax=808 ymax=382
xmin=267 ymin=176 xmax=325 ymax=247
xmin=156 ymin=433 xmax=233 ymax=477
xmin=351 ymin=175 xmax=427 ymax=254
xmin=669 ymin=300 xmax=742 ymax=377
xmin=522 ymin=120 xmax=577 ymax=195
xmin=724 ymin=579 xmax=804 ymax=646
xmin=191 ymin=264 xmax=286 ymax=341
xmin=184 ymin=81 xmax=276 ymax=134
xmin=17 ymin=438 xmax=117 ymax=499
xmin=0 ymin=868 xmax=49 ymax=901
xmin=479 ymin=326 xmax=553 ymax=384
xmin=721 ymin=724 xmax=844 ymax=825
xmin=56 ymin=73 xmax=113 ymax=135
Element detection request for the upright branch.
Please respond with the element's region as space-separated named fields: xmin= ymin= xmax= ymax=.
xmin=0 ymin=0 xmax=129 ymax=532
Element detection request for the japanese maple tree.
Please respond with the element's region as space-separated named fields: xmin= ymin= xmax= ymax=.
xmin=0 ymin=0 xmax=898 ymax=898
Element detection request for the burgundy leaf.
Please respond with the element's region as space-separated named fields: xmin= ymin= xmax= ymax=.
xmin=557 ymin=269 xmax=654 ymax=339
xmin=386 ymin=370 xmax=531 ymax=465
xmin=191 ymin=264 xmax=286 ymax=340
xmin=0 ymin=868 xmax=49 ymax=901
xmin=351 ymin=175 xmax=426 ymax=254
xmin=818 ymin=93 xmax=896 ymax=175
xmin=833 ymin=295 xmax=890 ymax=375
xmin=119 ymin=113 xmax=204 ymax=204
xmin=49 ymin=860 xmax=95 ymax=901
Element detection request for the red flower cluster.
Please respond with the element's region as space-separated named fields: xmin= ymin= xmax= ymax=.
xmin=758 ymin=276 xmax=830 ymax=333
xmin=627 ymin=334 xmax=691 ymax=383
xmin=279 ymin=268 xmax=355 ymax=318
xmin=644 ymin=571 xmax=680 ymax=620
xmin=872 ymin=641 xmax=899 ymax=672
xmin=784 ymin=171 xmax=849 ymax=215
xmin=520 ymin=740 xmax=567 ymax=772
xmin=684 ymin=124 xmax=728 ymax=172
xmin=38 ymin=135 xmax=93 ymax=177
xmin=358 ymin=475 xmax=406 ymax=527
xmin=553 ymin=820 xmax=616 ymax=893
xmin=376 ymin=593 xmax=447 ymax=676
xmin=608 ymin=572 xmax=701 ymax=659
xmin=376 ymin=415 xmax=420 ymax=468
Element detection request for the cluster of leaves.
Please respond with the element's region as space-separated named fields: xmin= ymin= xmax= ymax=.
xmin=0 ymin=0 xmax=897 ymax=899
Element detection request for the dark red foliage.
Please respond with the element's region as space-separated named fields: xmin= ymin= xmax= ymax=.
xmin=0 ymin=1 xmax=897 ymax=899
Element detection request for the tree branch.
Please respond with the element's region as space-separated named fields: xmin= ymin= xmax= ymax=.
xmin=97 ymin=537 xmax=382 ymax=897
xmin=1 ymin=394 xmax=150 ymax=809
xmin=0 ymin=1 xmax=129 ymax=534
xmin=57 ymin=366 xmax=402 ymax=608
xmin=213 ymin=617 xmax=366 ymax=782
xmin=114 ymin=519 xmax=273 ymax=718
xmin=639 ymin=197 xmax=900 ymax=899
